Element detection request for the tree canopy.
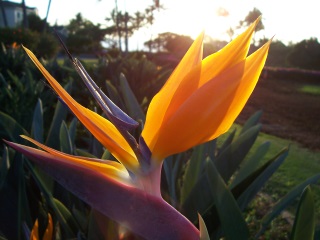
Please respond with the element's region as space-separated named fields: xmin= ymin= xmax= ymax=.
xmin=66 ymin=13 xmax=107 ymax=54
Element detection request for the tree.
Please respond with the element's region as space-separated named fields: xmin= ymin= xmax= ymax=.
xmin=43 ymin=0 xmax=52 ymax=32
xmin=21 ymin=0 xmax=28 ymax=28
xmin=226 ymin=27 xmax=234 ymax=41
xmin=258 ymin=39 xmax=292 ymax=67
xmin=287 ymin=38 xmax=320 ymax=70
xmin=27 ymin=13 xmax=49 ymax=32
xmin=239 ymin=8 xmax=264 ymax=44
xmin=105 ymin=4 xmax=163 ymax=53
xmin=105 ymin=9 xmax=148 ymax=53
xmin=66 ymin=13 xmax=107 ymax=54
xmin=239 ymin=8 xmax=264 ymax=32
xmin=144 ymin=32 xmax=193 ymax=54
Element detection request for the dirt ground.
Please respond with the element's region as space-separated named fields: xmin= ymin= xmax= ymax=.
xmin=236 ymin=73 xmax=320 ymax=151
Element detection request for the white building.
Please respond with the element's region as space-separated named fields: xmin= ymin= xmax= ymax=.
xmin=0 ymin=1 xmax=38 ymax=28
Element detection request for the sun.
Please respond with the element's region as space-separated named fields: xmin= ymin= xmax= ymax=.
xmin=149 ymin=1 xmax=234 ymax=42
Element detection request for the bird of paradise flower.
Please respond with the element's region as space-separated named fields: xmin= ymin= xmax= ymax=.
xmin=5 ymin=17 xmax=271 ymax=239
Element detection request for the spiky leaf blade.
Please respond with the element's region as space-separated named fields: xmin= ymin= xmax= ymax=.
xmin=31 ymin=99 xmax=44 ymax=143
xmin=290 ymin=186 xmax=315 ymax=240
xmin=206 ymin=160 xmax=249 ymax=239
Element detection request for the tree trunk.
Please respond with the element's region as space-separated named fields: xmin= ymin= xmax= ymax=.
xmin=0 ymin=0 xmax=8 ymax=27
xmin=21 ymin=0 xmax=28 ymax=28
xmin=43 ymin=0 xmax=52 ymax=32
xmin=124 ymin=12 xmax=128 ymax=54
xmin=114 ymin=0 xmax=122 ymax=52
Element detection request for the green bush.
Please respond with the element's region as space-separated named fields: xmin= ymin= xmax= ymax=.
xmin=0 ymin=28 xmax=59 ymax=58
xmin=0 ymin=28 xmax=38 ymax=49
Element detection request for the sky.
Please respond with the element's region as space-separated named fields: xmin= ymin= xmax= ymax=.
xmin=12 ymin=0 xmax=320 ymax=50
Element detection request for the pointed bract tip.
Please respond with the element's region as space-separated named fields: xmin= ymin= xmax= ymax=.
xmin=21 ymin=45 xmax=29 ymax=53
xmin=257 ymin=15 xmax=262 ymax=22
xmin=252 ymin=15 xmax=262 ymax=29
xmin=198 ymin=213 xmax=210 ymax=240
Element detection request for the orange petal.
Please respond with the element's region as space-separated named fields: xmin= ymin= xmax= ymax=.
xmin=199 ymin=16 xmax=261 ymax=86
xmin=23 ymin=47 xmax=138 ymax=172
xmin=142 ymin=32 xmax=204 ymax=152
xmin=143 ymin=18 xmax=261 ymax=154
xmin=151 ymin=40 xmax=271 ymax=160
xmin=159 ymin=18 xmax=259 ymax=122
xmin=20 ymin=135 xmax=131 ymax=183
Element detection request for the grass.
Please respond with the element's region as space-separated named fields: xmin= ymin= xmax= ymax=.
xmin=219 ymin=123 xmax=320 ymax=237
xmin=220 ymin=123 xmax=320 ymax=214
xmin=299 ymin=85 xmax=320 ymax=95
xmin=257 ymin=131 xmax=320 ymax=222
xmin=56 ymin=57 xmax=99 ymax=66
xmin=256 ymin=132 xmax=320 ymax=195
xmin=238 ymin=123 xmax=319 ymax=193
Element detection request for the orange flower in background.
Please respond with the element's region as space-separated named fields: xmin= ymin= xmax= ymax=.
xmin=12 ymin=42 xmax=19 ymax=49
xmin=30 ymin=213 xmax=53 ymax=240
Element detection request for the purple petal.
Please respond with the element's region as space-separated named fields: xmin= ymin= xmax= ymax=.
xmin=5 ymin=141 xmax=199 ymax=239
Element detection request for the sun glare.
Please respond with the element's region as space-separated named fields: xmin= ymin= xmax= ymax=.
xmin=150 ymin=1 xmax=238 ymax=42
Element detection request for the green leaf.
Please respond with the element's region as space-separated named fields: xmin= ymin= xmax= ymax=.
xmin=24 ymin=160 xmax=76 ymax=237
xmin=68 ymin=118 xmax=78 ymax=145
xmin=75 ymin=148 xmax=98 ymax=158
xmin=314 ymin=227 xmax=320 ymax=240
xmin=90 ymin=135 xmax=104 ymax=158
xmin=105 ymin=80 xmax=125 ymax=111
xmin=0 ymin=146 xmax=10 ymax=189
xmin=101 ymin=149 xmax=111 ymax=160
xmin=0 ymin=73 xmax=13 ymax=99
xmin=214 ymin=124 xmax=261 ymax=182
xmin=206 ymin=160 xmax=249 ymax=239
xmin=237 ymin=148 xmax=288 ymax=210
xmin=16 ymin=158 xmax=23 ymax=240
xmin=180 ymin=144 xmax=207 ymax=204
xmin=257 ymin=174 xmax=320 ymax=237
xmin=60 ymin=121 xmax=73 ymax=154
xmin=218 ymin=128 xmax=236 ymax=154
xmin=239 ymin=110 xmax=262 ymax=135
xmin=45 ymin=81 xmax=72 ymax=149
xmin=31 ymin=99 xmax=44 ymax=143
xmin=198 ymin=213 xmax=210 ymax=240
xmin=203 ymin=139 xmax=217 ymax=163
xmin=72 ymin=207 xmax=88 ymax=232
xmin=230 ymin=141 xmax=270 ymax=188
xmin=163 ymin=154 xmax=183 ymax=206
xmin=290 ymin=186 xmax=315 ymax=240
xmin=119 ymin=73 xmax=145 ymax=122
xmin=7 ymin=71 xmax=23 ymax=92
xmin=0 ymin=111 xmax=29 ymax=142
xmin=53 ymin=198 xmax=80 ymax=233
xmin=17 ymin=156 xmax=32 ymax=239
xmin=182 ymin=171 xmax=216 ymax=222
